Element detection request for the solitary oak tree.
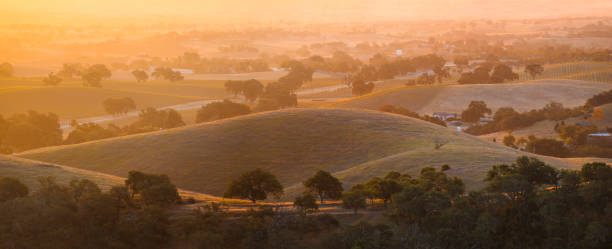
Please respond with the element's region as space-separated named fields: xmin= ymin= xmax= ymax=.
xmin=304 ymin=170 xmax=343 ymax=204
xmin=224 ymin=168 xmax=283 ymax=203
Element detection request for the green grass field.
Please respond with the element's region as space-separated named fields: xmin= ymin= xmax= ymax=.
xmin=331 ymin=79 xmax=612 ymax=114
xmin=17 ymin=108 xmax=608 ymax=200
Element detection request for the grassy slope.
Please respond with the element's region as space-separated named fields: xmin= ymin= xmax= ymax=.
xmin=0 ymin=155 xmax=123 ymax=191
xmin=332 ymin=79 xmax=612 ymax=114
xmin=18 ymin=108 xmax=609 ymax=199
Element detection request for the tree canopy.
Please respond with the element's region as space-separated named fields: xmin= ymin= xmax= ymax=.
xmin=224 ymin=168 xmax=284 ymax=203
xmin=195 ymin=100 xmax=250 ymax=123
xmin=303 ymin=170 xmax=343 ymax=203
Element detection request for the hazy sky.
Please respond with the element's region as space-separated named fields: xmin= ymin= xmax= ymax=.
xmin=2 ymin=0 xmax=612 ymax=25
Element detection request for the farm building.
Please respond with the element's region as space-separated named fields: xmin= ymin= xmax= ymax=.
xmin=433 ymin=112 xmax=458 ymax=121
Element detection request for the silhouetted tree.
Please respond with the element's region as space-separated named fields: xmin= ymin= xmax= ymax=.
xmin=82 ymin=64 xmax=111 ymax=87
xmin=351 ymin=79 xmax=375 ymax=96
xmin=342 ymin=191 xmax=367 ymax=214
xmin=42 ymin=72 xmax=62 ymax=86
xmin=525 ymin=64 xmax=544 ymax=79
xmin=303 ymin=170 xmax=343 ymax=204
xmin=224 ymin=168 xmax=283 ymax=203
xmin=461 ymin=100 xmax=492 ymax=122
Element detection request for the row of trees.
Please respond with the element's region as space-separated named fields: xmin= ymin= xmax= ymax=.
xmin=103 ymin=97 xmax=137 ymax=116
xmin=53 ymin=63 xmax=112 ymax=87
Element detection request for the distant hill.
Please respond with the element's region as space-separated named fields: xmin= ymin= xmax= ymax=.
xmin=18 ymin=108 xmax=608 ymax=199
xmin=331 ymin=79 xmax=612 ymax=115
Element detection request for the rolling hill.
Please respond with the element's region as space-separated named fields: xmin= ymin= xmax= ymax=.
xmin=0 ymin=155 xmax=123 ymax=191
xmin=331 ymin=79 xmax=612 ymax=114
xmin=17 ymin=108 xmax=608 ymax=199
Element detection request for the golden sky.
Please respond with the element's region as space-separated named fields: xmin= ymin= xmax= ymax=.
xmin=2 ymin=0 xmax=611 ymax=25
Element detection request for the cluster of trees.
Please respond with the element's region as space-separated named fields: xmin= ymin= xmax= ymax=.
xmin=224 ymin=79 xmax=264 ymax=102
xmin=255 ymin=61 xmax=313 ymax=111
xmin=502 ymin=122 xmax=612 ymax=158
xmin=170 ymin=52 xmax=270 ymax=74
xmin=302 ymin=52 xmax=362 ymax=73
xmin=131 ymin=107 xmax=185 ymax=130
xmin=0 ymin=111 xmax=62 ymax=153
xmin=586 ymin=88 xmax=612 ymax=107
xmin=351 ymin=53 xmax=446 ymax=82
xmin=195 ymin=100 xmax=251 ymax=123
xmin=56 ymin=63 xmax=112 ymax=87
xmin=461 ymin=100 xmax=492 ymax=122
xmin=224 ymin=169 xmax=344 ymax=205
xmin=0 ymin=171 xmax=180 ymax=249
xmin=103 ymin=97 xmax=137 ymax=116
xmin=379 ymin=104 xmax=446 ymax=127
xmin=152 ymin=67 xmax=184 ymax=82
xmin=42 ymin=72 xmax=62 ymax=86
xmin=465 ymin=101 xmax=584 ymax=135
xmin=525 ymin=64 xmax=545 ymax=79
xmin=503 ymin=134 xmax=570 ymax=157
xmin=350 ymin=79 xmax=375 ymax=96
xmin=458 ymin=64 xmax=519 ymax=84
xmin=132 ymin=70 xmax=149 ymax=82
xmin=0 ymin=62 xmax=14 ymax=77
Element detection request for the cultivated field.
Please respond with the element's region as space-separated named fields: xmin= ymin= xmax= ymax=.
xmin=18 ymin=108 xmax=609 ymax=199
xmin=332 ymin=79 xmax=612 ymax=114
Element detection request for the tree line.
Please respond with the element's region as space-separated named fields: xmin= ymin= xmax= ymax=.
xmin=3 ymin=156 xmax=609 ymax=248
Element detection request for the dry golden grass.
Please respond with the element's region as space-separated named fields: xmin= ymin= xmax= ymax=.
xmin=17 ymin=108 xmax=609 ymax=200
xmin=0 ymin=155 xmax=124 ymax=191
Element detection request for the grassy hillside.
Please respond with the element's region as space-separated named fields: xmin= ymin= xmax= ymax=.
xmin=332 ymin=79 xmax=612 ymax=114
xmin=0 ymin=155 xmax=123 ymax=191
xmin=18 ymin=108 xmax=608 ymax=199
